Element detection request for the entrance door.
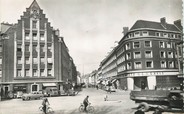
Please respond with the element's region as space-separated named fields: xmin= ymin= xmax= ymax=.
xmin=4 ymin=86 xmax=9 ymax=97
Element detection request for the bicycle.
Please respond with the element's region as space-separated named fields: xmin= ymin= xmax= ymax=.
xmin=79 ymin=103 xmax=95 ymax=113
xmin=39 ymin=104 xmax=54 ymax=114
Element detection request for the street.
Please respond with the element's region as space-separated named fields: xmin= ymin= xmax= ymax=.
xmin=0 ymin=88 xmax=183 ymax=114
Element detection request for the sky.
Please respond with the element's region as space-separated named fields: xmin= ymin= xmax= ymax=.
xmin=0 ymin=0 xmax=183 ymax=75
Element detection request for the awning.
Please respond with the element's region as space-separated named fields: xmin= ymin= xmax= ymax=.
xmin=43 ymin=83 xmax=57 ymax=87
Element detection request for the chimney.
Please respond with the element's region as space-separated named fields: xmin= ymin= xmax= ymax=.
xmin=123 ymin=27 xmax=129 ymax=35
xmin=55 ymin=29 xmax=60 ymax=36
xmin=160 ymin=17 xmax=166 ymax=28
xmin=174 ymin=19 xmax=182 ymax=30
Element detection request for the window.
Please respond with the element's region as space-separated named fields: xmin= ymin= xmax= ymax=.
xmin=25 ymin=69 xmax=30 ymax=77
xmin=134 ymin=52 xmax=141 ymax=59
xmin=17 ymin=69 xmax=22 ymax=77
xmin=145 ymin=41 xmax=152 ymax=47
xmin=134 ymin=31 xmax=140 ymax=37
xmin=40 ymin=46 xmax=45 ymax=52
xmin=160 ymin=61 xmax=166 ymax=68
xmin=31 ymin=84 xmax=38 ymax=92
xmin=159 ymin=41 xmax=165 ymax=48
xmin=0 ymin=70 xmax=2 ymax=77
xmin=170 ymin=34 xmax=174 ymax=38
xmin=155 ymin=32 xmax=160 ymax=36
xmin=33 ymin=58 xmax=37 ymax=64
xmin=0 ymin=47 xmax=2 ymax=52
xmin=25 ymin=45 xmax=29 ymax=52
xmin=33 ymin=69 xmax=38 ymax=77
xmin=48 ymin=69 xmax=52 ymax=76
xmin=40 ymin=69 xmax=45 ymax=77
xmin=47 ymin=58 xmax=53 ymax=63
xmin=134 ymin=62 xmax=142 ymax=69
xmin=142 ymin=31 xmax=148 ymax=36
xmin=125 ymin=43 xmax=130 ymax=50
xmin=146 ymin=61 xmax=153 ymax=68
xmin=133 ymin=42 xmax=140 ymax=48
xmin=145 ymin=51 xmax=152 ymax=58
xmin=48 ymin=46 xmax=52 ymax=53
xmin=17 ymin=58 xmax=22 ymax=64
xmin=40 ymin=34 xmax=45 ymax=41
xmin=168 ymin=61 xmax=174 ymax=68
xmin=32 ymin=21 xmax=37 ymax=29
xmin=160 ymin=51 xmax=166 ymax=58
xmin=126 ymin=53 xmax=131 ymax=60
xmin=25 ymin=33 xmax=30 ymax=40
xmin=127 ymin=62 xmax=132 ymax=70
xmin=17 ymin=44 xmax=22 ymax=52
xmin=168 ymin=51 xmax=173 ymax=58
xmin=25 ymin=58 xmax=29 ymax=64
xmin=41 ymin=58 xmax=45 ymax=63
xmin=166 ymin=42 xmax=172 ymax=48
xmin=33 ymin=45 xmax=37 ymax=52
xmin=33 ymin=33 xmax=37 ymax=40
xmin=0 ymin=58 xmax=2 ymax=64
xmin=163 ymin=33 xmax=168 ymax=37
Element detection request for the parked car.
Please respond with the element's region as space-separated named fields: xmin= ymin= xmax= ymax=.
xmin=43 ymin=88 xmax=59 ymax=97
xmin=22 ymin=91 xmax=44 ymax=101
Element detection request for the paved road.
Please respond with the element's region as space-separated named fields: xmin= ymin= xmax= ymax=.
xmin=0 ymin=88 xmax=183 ymax=114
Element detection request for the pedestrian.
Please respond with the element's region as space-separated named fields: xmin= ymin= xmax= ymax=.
xmin=83 ymin=96 xmax=89 ymax=112
xmin=96 ymin=85 xmax=99 ymax=90
xmin=104 ymin=94 xmax=108 ymax=101
xmin=42 ymin=98 xmax=50 ymax=114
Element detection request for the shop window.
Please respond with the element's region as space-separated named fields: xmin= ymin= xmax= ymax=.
xmin=31 ymin=84 xmax=38 ymax=92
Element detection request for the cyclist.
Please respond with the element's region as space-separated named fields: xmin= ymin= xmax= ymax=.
xmin=42 ymin=98 xmax=50 ymax=114
xmin=83 ymin=95 xmax=89 ymax=112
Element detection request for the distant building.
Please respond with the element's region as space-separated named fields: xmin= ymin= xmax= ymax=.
xmin=0 ymin=0 xmax=77 ymax=98
xmin=99 ymin=17 xmax=182 ymax=90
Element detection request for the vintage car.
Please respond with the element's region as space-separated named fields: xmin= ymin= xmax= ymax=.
xmin=130 ymin=90 xmax=184 ymax=112
xmin=22 ymin=91 xmax=44 ymax=101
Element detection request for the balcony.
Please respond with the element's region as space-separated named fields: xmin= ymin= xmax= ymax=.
xmin=25 ymin=52 xmax=30 ymax=57
xmin=17 ymin=64 xmax=22 ymax=69
xmin=40 ymin=52 xmax=45 ymax=57
xmin=32 ymin=64 xmax=38 ymax=69
xmin=17 ymin=51 xmax=22 ymax=57
xmin=40 ymin=63 xmax=45 ymax=69
xmin=25 ymin=64 xmax=30 ymax=69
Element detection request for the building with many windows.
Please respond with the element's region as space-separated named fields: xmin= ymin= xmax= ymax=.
xmin=99 ymin=17 xmax=182 ymax=90
xmin=0 ymin=0 xmax=77 ymax=98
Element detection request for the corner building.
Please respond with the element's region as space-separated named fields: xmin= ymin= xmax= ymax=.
xmin=0 ymin=0 xmax=77 ymax=97
xmin=101 ymin=18 xmax=182 ymax=90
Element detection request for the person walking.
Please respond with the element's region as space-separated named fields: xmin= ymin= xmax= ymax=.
xmin=42 ymin=98 xmax=50 ymax=114
xmin=83 ymin=96 xmax=89 ymax=112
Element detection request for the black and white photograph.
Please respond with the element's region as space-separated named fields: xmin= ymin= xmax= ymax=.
xmin=0 ymin=0 xmax=183 ymax=114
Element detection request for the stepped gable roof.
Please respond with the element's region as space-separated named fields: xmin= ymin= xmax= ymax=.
xmin=29 ymin=0 xmax=40 ymax=10
xmin=130 ymin=20 xmax=180 ymax=32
